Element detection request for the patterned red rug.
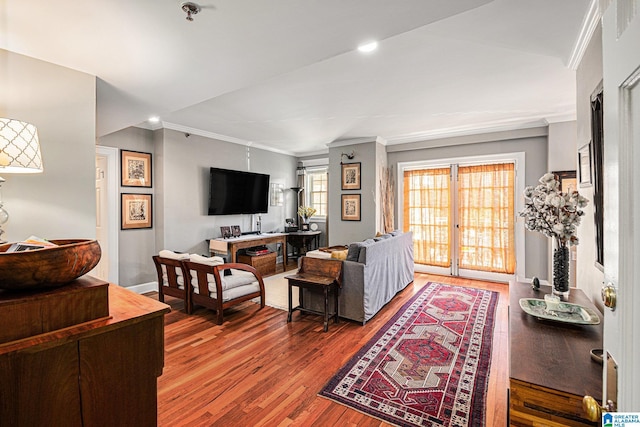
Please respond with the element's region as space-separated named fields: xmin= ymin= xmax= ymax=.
xmin=319 ymin=282 xmax=498 ymax=427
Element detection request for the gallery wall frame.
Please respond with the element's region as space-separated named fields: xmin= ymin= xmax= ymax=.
xmin=121 ymin=193 xmax=152 ymax=229
xmin=121 ymin=150 xmax=152 ymax=188
xmin=578 ymin=142 xmax=592 ymax=187
xmin=553 ymin=170 xmax=577 ymax=194
xmin=270 ymin=183 xmax=284 ymax=206
xmin=341 ymin=194 xmax=361 ymax=221
xmin=341 ymin=162 xmax=361 ymax=190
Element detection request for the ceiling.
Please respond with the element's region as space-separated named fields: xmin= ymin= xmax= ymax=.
xmin=2 ymin=0 xmax=591 ymax=156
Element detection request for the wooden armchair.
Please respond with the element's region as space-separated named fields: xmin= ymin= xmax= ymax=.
xmin=183 ymin=261 xmax=265 ymax=325
xmin=153 ymin=254 xmax=191 ymax=313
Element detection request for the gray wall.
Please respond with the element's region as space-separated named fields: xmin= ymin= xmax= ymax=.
xmin=328 ymin=141 xmax=386 ymax=245
xmin=387 ymin=128 xmax=550 ymax=279
xmin=98 ymin=127 xmax=157 ymax=287
xmin=0 ymin=49 xmax=96 ymax=242
xmin=99 ymin=127 xmax=298 ymax=287
xmin=576 ymin=24 xmax=605 ymax=308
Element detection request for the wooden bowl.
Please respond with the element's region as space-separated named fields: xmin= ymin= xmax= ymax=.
xmin=0 ymin=239 xmax=102 ymax=290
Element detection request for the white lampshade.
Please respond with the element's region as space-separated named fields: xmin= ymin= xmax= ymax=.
xmin=0 ymin=118 xmax=43 ymax=173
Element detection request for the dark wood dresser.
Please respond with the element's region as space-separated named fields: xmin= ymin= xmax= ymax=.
xmin=509 ymin=282 xmax=603 ymax=426
xmin=0 ymin=276 xmax=170 ymax=426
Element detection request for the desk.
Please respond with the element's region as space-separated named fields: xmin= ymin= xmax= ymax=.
xmin=509 ymin=282 xmax=602 ymax=426
xmin=286 ymin=230 xmax=321 ymax=258
xmin=211 ymin=233 xmax=287 ymax=266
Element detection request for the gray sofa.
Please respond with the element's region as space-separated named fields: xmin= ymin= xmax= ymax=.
xmin=302 ymin=231 xmax=414 ymax=324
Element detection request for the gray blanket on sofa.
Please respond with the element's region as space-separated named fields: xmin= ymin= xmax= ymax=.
xmin=302 ymin=231 xmax=414 ymax=324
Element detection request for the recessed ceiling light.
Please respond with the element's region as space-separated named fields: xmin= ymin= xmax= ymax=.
xmin=357 ymin=41 xmax=378 ymax=53
xmin=148 ymin=116 xmax=160 ymax=123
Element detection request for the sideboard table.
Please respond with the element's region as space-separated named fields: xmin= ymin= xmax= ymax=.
xmin=0 ymin=277 xmax=170 ymax=426
xmin=509 ymin=282 xmax=603 ymax=426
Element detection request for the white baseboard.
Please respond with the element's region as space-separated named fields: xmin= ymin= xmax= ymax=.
xmin=126 ymin=281 xmax=158 ymax=295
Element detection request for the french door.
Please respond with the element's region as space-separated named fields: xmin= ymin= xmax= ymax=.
xmin=401 ymin=155 xmax=521 ymax=283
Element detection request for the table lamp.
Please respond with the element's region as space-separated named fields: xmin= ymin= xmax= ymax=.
xmin=0 ymin=118 xmax=44 ymax=243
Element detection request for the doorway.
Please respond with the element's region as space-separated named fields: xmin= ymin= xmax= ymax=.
xmin=398 ymin=153 xmax=525 ymax=283
xmin=94 ymin=146 xmax=119 ymax=283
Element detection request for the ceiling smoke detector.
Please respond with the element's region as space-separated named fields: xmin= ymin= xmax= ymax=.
xmin=181 ymin=2 xmax=201 ymax=21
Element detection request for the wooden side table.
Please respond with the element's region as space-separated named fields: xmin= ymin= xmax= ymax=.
xmin=285 ymin=257 xmax=342 ymax=332
xmin=509 ymin=282 xmax=603 ymax=426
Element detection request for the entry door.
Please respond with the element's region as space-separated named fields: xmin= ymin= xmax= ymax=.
xmin=93 ymin=154 xmax=109 ymax=281
xmin=602 ymin=1 xmax=640 ymax=410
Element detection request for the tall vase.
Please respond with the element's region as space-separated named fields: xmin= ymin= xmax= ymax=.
xmin=552 ymin=240 xmax=570 ymax=298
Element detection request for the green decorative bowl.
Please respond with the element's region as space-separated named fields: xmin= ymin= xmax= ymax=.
xmin=0 ymin=239 xmax=102 ymax=290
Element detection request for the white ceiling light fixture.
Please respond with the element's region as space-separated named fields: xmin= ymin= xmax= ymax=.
xmin=181 ymin=2 xmax=201 ymax=21
xmin=357 ymin=41 xmax=378 ymax=53
xmin=148 ymin=116 xmax=160 ymax=123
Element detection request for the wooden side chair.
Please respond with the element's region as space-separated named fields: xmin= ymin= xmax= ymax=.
xmin=153 ymin=251 xmax=191 ymax=313
xmin=183 ymin=257 xmax=265 ymax=325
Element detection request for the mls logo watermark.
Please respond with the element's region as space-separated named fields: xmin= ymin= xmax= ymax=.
xmin=604 ymin=413 xmax=640 ymax=426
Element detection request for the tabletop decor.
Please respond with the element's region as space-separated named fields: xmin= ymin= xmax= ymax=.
xmin=520 ymin=172 xmax=588 ymax=297
xmin=297 ymin=206 xmax=316 ymax=224
xmin=0 ymin=239 xmax=101 ymax=289
xmin=320 ymin=282 xmax=498 ymax=426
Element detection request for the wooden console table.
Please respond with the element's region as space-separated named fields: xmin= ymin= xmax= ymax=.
xmin=509 ymin=282 xmax=603 ymax=426
xmin=0 ymin=277 xmax=170 ymax=426
xmin=286 ymin=230 xmax=321 ymax=258
xmin=210 ymin=233 xmax=287 ymax=266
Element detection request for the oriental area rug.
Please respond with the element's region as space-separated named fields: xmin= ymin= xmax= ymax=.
xmin=319 ymin=282 xmax=498 ymax=427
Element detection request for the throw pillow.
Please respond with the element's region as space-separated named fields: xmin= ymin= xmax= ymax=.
xmin=346 ymin=242 xmax=363 ymax=261
xmin=330 ymin=250 xmax=348 ymax=260
xmin=189 ymin=253 xmax=224 ymax=266
xmin=159 ymin=250 xmax=189 ymax=260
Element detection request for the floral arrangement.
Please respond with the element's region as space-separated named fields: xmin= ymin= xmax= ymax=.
xmin=520 ymin=172 xmax=589 ymax=247
xmin=298 ymin=206 xmax=317 ymax=221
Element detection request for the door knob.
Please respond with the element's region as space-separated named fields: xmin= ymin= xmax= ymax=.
xmin=601 ymin=283 xmax=617 ymax=310
xmin=583 ymin=395 xmax=616 ymax=421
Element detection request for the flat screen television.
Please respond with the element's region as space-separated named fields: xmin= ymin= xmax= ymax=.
xmin=208 ymin=167 xmax=270 ymax=215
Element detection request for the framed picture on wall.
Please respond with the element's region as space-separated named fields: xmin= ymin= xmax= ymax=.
xmin=121 ymin=150 xmax=152 ymax=187
xmin=341 ymin=162 xmax=361 ymax=190
xmin=341 ymin=194 xmax=361 ymax=221
xmin=578 ymin=143 xmax=592 ymax=187
xmin=553 ymin=170 xmax=577 ymax=193
xmin=121 ymin=193 xmax=152 ymax=229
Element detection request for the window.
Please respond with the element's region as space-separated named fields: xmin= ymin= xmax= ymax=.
xmin=305 ymin=167 xmax=328 ymax=217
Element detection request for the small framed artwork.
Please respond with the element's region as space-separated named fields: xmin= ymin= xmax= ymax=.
xmin=121 ymin=193 xmax=152 ymax=229
xmin=220 ymin=226 xmax=231 ymax=239
xmin=578 ymin=143 xmax=592 ymax=187
xmin=553 ymin=170 xmax=577 ymax=194
xmin=121 ymin=150 xmax=152 ymax=187
xmin=270 ymin=183 xmax=284 ymax=206
xmin=231 ymin=225 xmax=241 ymax=237
xmin=341 ymin=194 xmax=361 ymax=221
xmin=341 ymin=162 xmax=361 ymax=190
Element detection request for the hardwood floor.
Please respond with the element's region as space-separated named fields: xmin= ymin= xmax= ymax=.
xmin=155 ymin=273 xmax=509 ymax=426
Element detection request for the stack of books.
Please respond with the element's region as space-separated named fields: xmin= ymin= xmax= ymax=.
xmin=246 ymin=246 xmax=271 ymax=256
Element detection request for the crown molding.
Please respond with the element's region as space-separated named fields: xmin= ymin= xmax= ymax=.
xmin=568 ymin=0 xmax=601 ymax=70
xmin=327 ymin=136 xmax=387 ymax=148
xmin=159 ymin=122 xmax=296 ymax=156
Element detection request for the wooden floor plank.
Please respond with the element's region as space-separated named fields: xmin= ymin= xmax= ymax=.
xmin=155 ymin=272 xmax=509 ymax=426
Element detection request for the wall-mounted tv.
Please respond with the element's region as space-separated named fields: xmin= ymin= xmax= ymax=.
xmin=208 ymin=167 xmax=270 ymax=215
